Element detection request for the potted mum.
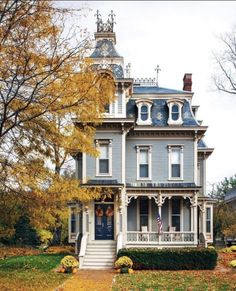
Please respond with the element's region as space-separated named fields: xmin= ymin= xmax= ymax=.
xmin=115 ymin=256 xmax=133 ymax=274
xmin=60 ymin=255 xmax=79 ymax=273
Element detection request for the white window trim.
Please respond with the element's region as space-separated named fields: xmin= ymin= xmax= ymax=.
xmin=136 ymin=145 xmax=152 ymax=180
xmin=95 ymin=139 xmax=112 ymax=177
xmin=103 ymin=103 xmax=113 ymax=116
xmin=135 ymin=99 xmax=153 ymax=125
xmin=168 ymin=145 xmax=184 ymax=180
xmin=167 ymin=99 xmax=184 ymax=125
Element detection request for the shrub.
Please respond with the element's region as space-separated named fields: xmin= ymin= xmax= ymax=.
xmin=36 ymin=229 xmax=53 ymax=247
xmin=12 ymin=215 xmax=40 ymax=246
xmin=117 ymin=248 xmax=218 ymax=270
xmin=60 ymin=255 xmax=79 ymax=273
xmin=229 ymin=245 xmax=236 ymax=252
xmin=221 ymin=247 xmax=232 ymax=253
xmin=229 ymin=260 xmax=236 ymax=268
xmin=115 ymin=256 xmax=133 ymax=269
xmin=207 ymin=246 xmax=215 ymax=250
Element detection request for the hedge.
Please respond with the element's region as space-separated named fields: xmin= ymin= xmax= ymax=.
xmin=117 ymin=248 xmax=218 ymax=270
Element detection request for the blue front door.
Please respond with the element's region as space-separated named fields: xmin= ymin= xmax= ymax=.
xmin=95 ymin=204 xmax=114 ymax=240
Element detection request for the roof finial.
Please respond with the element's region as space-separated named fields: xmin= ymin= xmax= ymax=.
xmin=95 ymin=10 xmax=116 ymax=33
xmin=125 ymin=63 xmax=131 ymax=78
xmin=95 ymin=10 xmax=102 ymax=32
xmin=108 ymin=10 xmax=116 ymax=32
xmin=155 ymin=65 xmax=161 ymax=87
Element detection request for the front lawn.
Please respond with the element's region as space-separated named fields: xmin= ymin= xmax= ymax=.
xmin=0 ymin=253 xmax=70 ymax=291
xmin=112 ymin=270 xmax=236 ymax=291
xmin=113 ymin=252 xmax=236 ymax=291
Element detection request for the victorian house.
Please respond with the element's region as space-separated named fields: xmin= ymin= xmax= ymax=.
xmin=68 ymin=12 xmax=214 ymax=269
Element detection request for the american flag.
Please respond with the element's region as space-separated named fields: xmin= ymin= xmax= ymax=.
xmin=157 ymin=213 xmax=163 ymax=233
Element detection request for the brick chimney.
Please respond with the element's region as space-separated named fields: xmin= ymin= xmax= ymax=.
xmin=183 ymin=73 xmax=192 ymax=91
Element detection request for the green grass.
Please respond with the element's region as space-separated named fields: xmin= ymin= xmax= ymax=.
xmin=0 ymin=253 xmax=70 ymax=291
xmin=112 ymin=270 xmax=236 ymax=291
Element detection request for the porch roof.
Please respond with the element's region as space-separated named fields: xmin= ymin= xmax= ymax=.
xmin=82 ymin=179 xmax=124 ymax=188
xmin=126 ymin=182 xmax=200 ymax=189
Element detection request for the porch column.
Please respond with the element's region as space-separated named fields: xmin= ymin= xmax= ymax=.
xmin=193 ymin=192 xmax=198 ymax=245
xmin=122 ymin=188 xmax=127 ymax=247
xmin=193 ymin=205 xmax=198 ymax=245
xmin=202 ymin=202 xmax=206 ymax=239
xmin=190 ymin=206 xmax=193 ymax=231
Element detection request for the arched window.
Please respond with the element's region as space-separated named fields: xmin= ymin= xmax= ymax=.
xmin=172 ymin=104 xmax=179 ymax=121
xmin=167 ymin=99 xmax=184 ymax=125
xmin=135 ymin=100 xmax=153 ymax=125
xmin=140 ymin=105 xmax=148 ymax=121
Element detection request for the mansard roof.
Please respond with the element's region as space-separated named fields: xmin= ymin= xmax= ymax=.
xmin=198 ymin=139 xmax=208 ymax=148
xmin=127 ymin=98 xmax=199 ymax=127
xmin=90 ymin=39 xmax=121 ymax=58
xmin=133 ymin=86 xmax=191 ymax=95
xmin=91 ymin=63 xmax=124 ymax=78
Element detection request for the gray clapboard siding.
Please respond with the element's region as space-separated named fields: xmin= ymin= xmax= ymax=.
xmin=118 ymin=89 xmax=123 ymax=114
xmin=127 ymin=199 xmax=137 ymax=231
xmin=126 ymin=138 xmax=194 ymax=183
xmin=197 ymin=158 xmax=204 ymax=195
xmin=183 ymin=199 xmax=191 ymax=231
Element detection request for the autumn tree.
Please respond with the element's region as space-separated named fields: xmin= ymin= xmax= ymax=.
xmin=0 ymin=0 xmax=115 ymax=239
xmin=213 ymin=26 xmax=236 ymax=95
xmin=208 ymin=174 xmax=236 ymax=202
xmin=208 ymin=175 xmax=236 ymax=241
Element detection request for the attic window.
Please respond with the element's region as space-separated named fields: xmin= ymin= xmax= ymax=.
xmin=140 ymin=105 xmax=148 ymax=121
xmin=172 ymin=104 xmax=179 ymax=121
xmin=167 ymin=99 xmax=184 ymax=125
xmin=135 ymin=99 xmax=153 ymax=125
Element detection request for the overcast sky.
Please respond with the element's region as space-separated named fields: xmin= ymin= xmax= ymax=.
xmin=59 ymin=1 xmax=236 ymax=189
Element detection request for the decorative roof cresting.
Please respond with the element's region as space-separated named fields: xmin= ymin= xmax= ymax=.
xmin=95 ymin=10 xmax=116 ymax=33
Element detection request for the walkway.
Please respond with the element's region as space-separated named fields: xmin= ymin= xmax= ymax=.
xmin=56 ymin=269 xmax=115 ymax=291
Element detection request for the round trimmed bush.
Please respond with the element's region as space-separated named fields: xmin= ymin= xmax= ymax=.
xmin=115 ymin=256 xmax=133 ymax=269
xmin=60 ymin=255 xmax=79 ymax=273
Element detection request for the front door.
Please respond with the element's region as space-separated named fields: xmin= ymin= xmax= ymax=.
xmin=95 ymin=204 xmax=114 ymax=240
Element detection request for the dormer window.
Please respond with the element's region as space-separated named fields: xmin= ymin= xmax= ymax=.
xmin=172 ymin=104 xmax=179 ymax=121
xmin=140 ymin=105 xmax=148 ymax=121
xmin=167 ymin=99 xmax=184 ymax=125
xmin=135 ymin=99 xmax=153 ymax=125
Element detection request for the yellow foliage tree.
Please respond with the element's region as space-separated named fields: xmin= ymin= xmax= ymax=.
xmin=0 ymin=0 xmax=115 ymax=238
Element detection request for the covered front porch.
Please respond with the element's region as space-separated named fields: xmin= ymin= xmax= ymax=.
xmin=123 ymin=188 xmax=200 ymax=247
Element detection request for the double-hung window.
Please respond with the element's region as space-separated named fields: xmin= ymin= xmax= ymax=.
xmin=168 ymin=145 xmax=183 ymax=180
xmin=171 ymin=148 xmax=181 ymax=177
xmin=206 ymin=207 xmax=211 ymax=233
xmin=137 ymin=145 xmax=152 ymax=180
xmin=140 ymin=197 xmax=149 ymax=230
xmin=140 ymin=105 xmax=148 ymax=121
xmin=140 ymin=149 xmax=149 ymax=177
xmin=70 ymin=207 xmax=77 ymax=233
xmin=171 ymin=104 xmax=179 ymax=121
xmin=171 ymin=198 xmax=181 ymax=231
xmin=96 ymin=140 xmax=112 ymax=176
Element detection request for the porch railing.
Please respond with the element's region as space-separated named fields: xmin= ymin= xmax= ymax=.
xmin=127 ymin=231 xmax=195 ymax=244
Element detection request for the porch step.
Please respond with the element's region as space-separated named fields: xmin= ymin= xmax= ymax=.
xmin=81 ymin=241 xmax=116 ymax=269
